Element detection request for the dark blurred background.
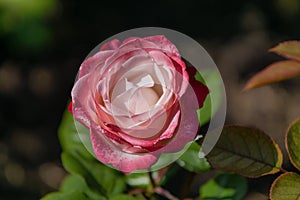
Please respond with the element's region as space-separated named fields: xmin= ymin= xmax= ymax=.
xmin=1 ymin=0 xmax=300 ymax=199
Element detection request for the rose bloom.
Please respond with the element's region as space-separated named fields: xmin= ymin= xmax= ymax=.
xmin=70 ymin=35 xmax=208 ymax=173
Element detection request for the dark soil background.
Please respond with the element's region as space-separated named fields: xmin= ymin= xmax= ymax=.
xmin=0 ymin=0 xmax=300 ymax=199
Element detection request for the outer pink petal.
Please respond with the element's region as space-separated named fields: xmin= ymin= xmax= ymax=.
xmin=144 ymin=35 xmax=181 ymax=57
xmin=144 ymin=36 xmax=188 ymax=85
xmin=100 ymin=48 xmax=149 ymax=80
xmin=100 ymin=39 xmax=121 ymax=51
xmin=169 ymin=56 xmax=189 ymax=96
xmin=78 ymin=50 xmax=114 ymax=78
xmin=122 ymin=37 xmax=141 ymax=44
xmin=88 ymin=36 xmax=181 ymax=80
xmin=148 ymin=49 xmax=188 ymax=95
xmin=90 ymin=121 xmax=158 ymax=173
xmin=152 ymin=81 xmax=199 ymax=154
xmin=71 ymin=75 xmax=96 ymax=127
xmin=113 ymin=109 xmax=180 ymax=148
xmin=103 ymin=38 xmax=172 ymax=70
xmin=148 ymin=50 xmax=175 ymax=70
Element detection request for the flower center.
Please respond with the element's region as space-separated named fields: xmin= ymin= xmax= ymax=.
xmin=128 ymin=87 xmax=159 ymax=114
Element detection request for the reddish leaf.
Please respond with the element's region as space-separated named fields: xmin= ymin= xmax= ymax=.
xmin=270 ymin=41 xmax=300 ymax=62
xmin=244 ymin=60 xmax=300 ymax=91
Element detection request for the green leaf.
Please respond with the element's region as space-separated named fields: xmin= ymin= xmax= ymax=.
xmin=286 ymin=118 xmax=300 ymax=171
xmin=62 ymin=150 xmax=126 ymax=197
xmin=244 ymin=60 xmax=300 ymax=91
xmin=41 ymin=190 xmax=89 ymax=200
xmin=270 ymin=172 xmax=300 ymax=200
xmin=177 ymin=142 xmax=210 ymax=172
xmin=60 ymin=175 xmax=86 ymax=192
xmin=59 ymin=106 xmax=102 ymax=159
xmin=206 ymin=126 xmax=283 ymax=177
xmin=200 ymin=173 xmax=247 ymax=200
xmin=269 ymin=41 xmax=300 ymax=62
xmin=140 ymin=141 xmax=194 ymax=172
xmin=196 ymin=70 xmax=223 ymax=126
xmin=60 ymin=175 xmax=105 ymax=200
xmin=58 ymin=109 xmax=91 ymax=158
xmin=56 ymin=106 xmax=126 ymax=199
xmin=125 ymin=173 xmax=149 ymax=188
xmin=109 ymin=194 xmax=139 ymax=200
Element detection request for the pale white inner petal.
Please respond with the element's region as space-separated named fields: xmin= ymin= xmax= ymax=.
xmin=106 ymin=58 xmax=177 ymax=135
xmin=126 ymin=74 xmax=154 ymax=89
xmin=111 ymin=74 xmax=157 ymax=116
xmin=127 ymin=87 xmax=159 ymax=114
xmin=153 ymin=64 xmax=174 ymax=106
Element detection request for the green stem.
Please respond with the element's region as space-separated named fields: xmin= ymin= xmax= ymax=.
xmin=146 ymin=171 xmax=180 ymax=199
xmin=148 ymin=171 xmax=156 ymax=188
xmin=145 ymin=171 xmax=156 ymax=197
xmin=155 ymin=187 xmax=180 ymax=200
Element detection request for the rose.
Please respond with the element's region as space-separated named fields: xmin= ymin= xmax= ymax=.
xmin=70 ymin=35 xmax=209 ymax=173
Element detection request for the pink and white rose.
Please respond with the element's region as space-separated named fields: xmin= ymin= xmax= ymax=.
xmin=70 ymin=35 xmax=209 ymax=173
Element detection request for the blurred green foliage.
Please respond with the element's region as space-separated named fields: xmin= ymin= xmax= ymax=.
xmin=200 ymin=173 xmax=248 ymax=200
xmin=0 ymin=0 xmax=57 ymax=54
xmin=276 ymin=0 xmax=300 ymax=17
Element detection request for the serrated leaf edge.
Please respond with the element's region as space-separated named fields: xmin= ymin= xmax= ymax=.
xmin=207 ymin=125 xmax=283 ymax=178
xmin=270 ymin=172 xmax=300 ymax=200
xmin=285 ymin=118 xmax=300 ymax=171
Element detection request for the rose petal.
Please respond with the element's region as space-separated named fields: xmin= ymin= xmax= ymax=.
xmin=100 ymin=39 xmax=121 ymax=51
xmin=122 ymin=37 xmax=141 ymax=44
xmin=153 ymin=81 xmax=199 ymax=153
xmin=100 ymin=98 xmax=179 ymax=146
xmin=133 ymin=81 xmax=196 ymax=149
xmin=148 ymin=48 xmax=189 ymax=97
xmin=103 ymin=57 xmax=175 ymax=124
xmin=169 ymin=57 xmax=189 ymax=96
xmin=121 ymin=35 xmax=180 ymax=58
xmin=71 ymin=75 xmax=96 ymax=127
xmin=144 ymin=35 xmax=181 ymax=57
xmin=103 ymin=41 xmax=152 ymax=71
xmin=79 ymin=50 xmax=114 ymax=78
xmin=90 ymin=121 xmax=157 ymax=173
xmin=99 ymin=49 xmax=151 ymax=105
xmin=113 ymin=109 xmax=180 ymax=147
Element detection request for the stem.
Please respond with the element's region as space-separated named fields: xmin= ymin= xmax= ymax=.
xmin=128 ymin=188 xmax=145 ymax=195
xmin=280 ymin=167 xmax=288 ymax=173
xmin=148 ymin=171 xmax=156 ymax=188
xmin=155 ymin=187 xmax=180 ymax=200
xmin=155 ymin=166 xmax=169 ymax=184
xmin=145 ymin=171 xmax=156 ymax=198
xmin=147 ymin=171 xmax=180 ymax=199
